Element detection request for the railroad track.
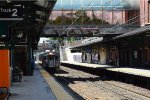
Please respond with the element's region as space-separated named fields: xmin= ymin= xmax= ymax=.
xmin=56 ymin=76 xmax=93 ymax=100
xmin=94 ymin=81 xmax=150 ymax=99
xmin=87 ymin=81 xmax=150 ymax=100
xmin=55 ymin=66 xmax=150 ymax=100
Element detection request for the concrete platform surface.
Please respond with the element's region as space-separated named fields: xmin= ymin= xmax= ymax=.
xmin=61 ymin=61 xmax=113 ymax=68
xmin=61 ymin=61 xmax=150 ymax=78
xmin=9 ymin=67 xmax=56 ymax=100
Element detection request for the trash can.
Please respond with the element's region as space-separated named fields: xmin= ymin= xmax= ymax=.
xmin=0 ymin=50 xmax=10 ymax=88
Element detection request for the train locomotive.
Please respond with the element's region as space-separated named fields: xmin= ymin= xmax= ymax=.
xmin=40 ymin=51 xmax=60 ymax=73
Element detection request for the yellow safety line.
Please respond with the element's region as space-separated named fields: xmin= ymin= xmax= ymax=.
xmin=37 ymin=65 xmax=74 ymax=100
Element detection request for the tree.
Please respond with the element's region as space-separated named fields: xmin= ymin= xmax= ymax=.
xmin=48 ymin=10 xmax=109 ymax=25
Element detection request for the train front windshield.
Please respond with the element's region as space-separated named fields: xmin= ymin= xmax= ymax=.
xmin=48 ymin=55 xmax=55 ymax=67
xmin=47 ymin=54 xmax=59 ymax=66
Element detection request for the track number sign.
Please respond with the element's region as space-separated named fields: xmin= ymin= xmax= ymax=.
xmin=0 ymin=5 xmax=23 ymax=20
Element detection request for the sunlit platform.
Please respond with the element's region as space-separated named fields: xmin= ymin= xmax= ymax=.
xmin=10 ymin=64 xmax=74 ymax=100
xmin=10 ymin=65 xmax=56 ymax=100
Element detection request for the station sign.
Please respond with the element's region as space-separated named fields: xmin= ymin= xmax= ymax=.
xmin=0 ymin=5 xmax=23 ymax=21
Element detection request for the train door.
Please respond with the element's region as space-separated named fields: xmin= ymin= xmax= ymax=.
xmin=119 ymin=49 xmax=130 ymax=66
xmin=55 ymin=55 xmax=60 ymax=68
xmin=48 ymin=55 xmax=54 ymax=67
xmin=42 ymin=55 xmax=48 ymax=67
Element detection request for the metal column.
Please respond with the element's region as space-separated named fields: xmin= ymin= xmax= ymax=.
xmin=27 ymin=33 xmax=32 ymax=75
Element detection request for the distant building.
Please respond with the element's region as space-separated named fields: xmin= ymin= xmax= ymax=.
xmin=140 ymin=0 xmax=150 ymax=26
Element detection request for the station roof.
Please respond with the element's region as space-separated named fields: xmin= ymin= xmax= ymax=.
xmin=113 ymin=25 xmax=150 ymax=39
xmin=0 ymin=0 xmax=57 ymax=49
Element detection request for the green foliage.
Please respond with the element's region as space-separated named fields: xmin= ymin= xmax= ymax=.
xmin=48 ymin=10 xmax=109 ymax=25
xmin=49 ymin=37 xmax=65 ymax=46
xmin=50 ymin=16 xmax=72 ymax=25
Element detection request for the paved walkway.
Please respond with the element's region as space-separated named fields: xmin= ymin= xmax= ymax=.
xmin=9 ymin=66 xmax=56 ymax=100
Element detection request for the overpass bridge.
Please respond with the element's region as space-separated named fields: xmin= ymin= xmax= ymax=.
xmin=41 ymin=0 xmax=141 ymax=37
xmin=53 ymin=0 xmax=140 ymax=11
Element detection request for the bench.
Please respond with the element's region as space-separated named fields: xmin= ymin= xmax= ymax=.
xmin=12 ymin=66 xmax=23 ymax=82
xmin=12 ymin=72 xmax=23 ymax=82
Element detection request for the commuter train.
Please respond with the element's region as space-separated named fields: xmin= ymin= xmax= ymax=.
xmin=39 ymin=52 xmax=60 ymax=73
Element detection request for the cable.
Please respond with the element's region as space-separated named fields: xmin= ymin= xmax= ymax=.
xmin=59 ymin=0 xmax=94 ymax=36
xmin=66 ymin=0 xmax=113 ymax=36
xmin=83 ymin=16 xmax=150 ymax=44
xmin=94 ymin=5 xmax=150 ymax=36
xmin=95 ymin=10 xmax=150 ymax=36
xmin=94 ymin=11 xmax=150 ymax=38
xmin=67 ymin=0 xmax=128 ymax=36
xmin=55 ymin=0 xmax=141 ymax=37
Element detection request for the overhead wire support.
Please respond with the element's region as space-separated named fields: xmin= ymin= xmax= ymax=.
xmin=59 ymin=0 xmax=141 ymax=37
xmin=83 ymin=13 xmax=150 ymax=45
xmin=67 ymin=0 xmax=128 ymax=36
xmin=59 ymin=0 xmax=113 ymax=36
xmin=59 ymin=0 xmax=93 ymax=36
xmin=95 ymin=10 xmax=150 ymax=36
xmin=94 ymin=10 xmax=146 ymax=36
xmin=66 ymin=0 xmax=115 ymax=37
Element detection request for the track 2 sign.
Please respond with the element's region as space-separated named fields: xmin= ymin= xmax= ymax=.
xmin=0 ymin=5 xmax=23 ymax=21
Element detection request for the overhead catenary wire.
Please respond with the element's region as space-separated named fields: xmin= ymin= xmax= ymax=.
xmin=67 ymin=0 xmax=113 ymax=36
xmin=66 ymin=0 xmax=114 ymax=36
xmin=82 ymin=15 xmax=150 ymax=45
xmin=59 ymin=0 xmax=94 ymax=36
xmin=94 ymin=9 xmax=150 ymax=36
xmin=59 ymin=0 xmax=114 ymax=36
xmin=65 ymin=0 xmax=128 ymax=36
xmin=94 ymin=13 xmax=140 ymax=35
xmin=58 ymin=0 xmax=142 ymax=37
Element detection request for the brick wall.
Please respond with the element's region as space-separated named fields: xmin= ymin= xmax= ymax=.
xmin=140 ymin=0 xmax=150 ymax=26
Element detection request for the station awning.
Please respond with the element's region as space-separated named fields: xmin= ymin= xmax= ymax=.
xmin=113 ymin=25 xmax=150 ymax=39
xmin=0 ymin=0 xmax=57 ymax=50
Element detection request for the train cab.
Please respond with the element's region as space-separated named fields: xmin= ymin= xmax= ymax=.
xmin=42 ymin=52 xmax=60 ymax=72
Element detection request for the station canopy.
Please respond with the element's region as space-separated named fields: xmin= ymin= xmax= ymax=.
xmin=0 ymin=0 xmax=56 ymax=49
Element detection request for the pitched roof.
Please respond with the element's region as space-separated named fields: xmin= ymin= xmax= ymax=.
xmin=113 ymin=25 xmax=150 ymax=39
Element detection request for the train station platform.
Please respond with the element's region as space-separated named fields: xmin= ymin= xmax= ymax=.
xmin=61 ymin=61 xmax=150 ymax=89
xmin=9 ymin=63 xmax=74 ymax=100
xmin=61 ymin=61 xmax=150 ymax=78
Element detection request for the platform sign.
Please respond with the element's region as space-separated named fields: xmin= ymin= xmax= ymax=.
xmin=0 ymin=5 xmax=23 ymax=20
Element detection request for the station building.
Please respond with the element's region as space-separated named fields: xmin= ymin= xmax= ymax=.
xmin=66 ymin=0 xmax=150 ymax=68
